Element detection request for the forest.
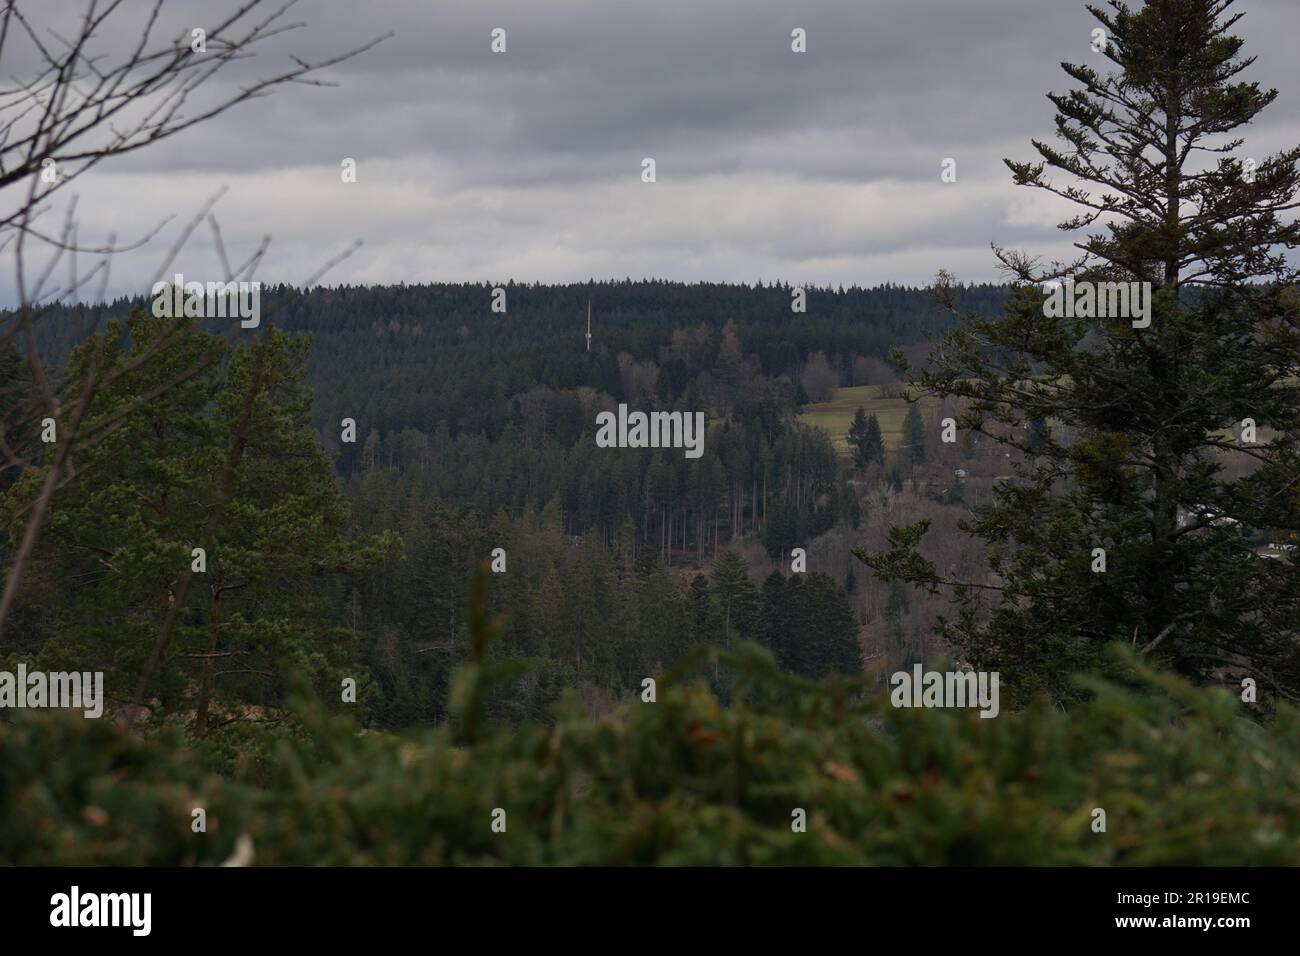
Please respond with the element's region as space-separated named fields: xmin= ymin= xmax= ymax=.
xmin=8 ymin=281 xmax=1006 ymax=732
xmin=2 ymin=0 xmax=1299 ymax=871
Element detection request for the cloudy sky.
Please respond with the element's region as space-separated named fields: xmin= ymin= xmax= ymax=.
xmin=5 ymin=0 xmax=1298 ymax=303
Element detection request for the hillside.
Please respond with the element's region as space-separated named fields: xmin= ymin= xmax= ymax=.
xmin=800 ymin=385 xmax=941 ymax=454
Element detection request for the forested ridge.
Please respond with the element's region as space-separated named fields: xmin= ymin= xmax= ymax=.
xmin=29 ymin=281 xmax=1002 ymax=536
xmin=10 ymin=281 xmax=1007 ymax=730
xmin=3 ymin=0 xmax=1300 ymax=871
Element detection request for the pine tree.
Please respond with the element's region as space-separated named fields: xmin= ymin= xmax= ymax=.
xmin=848 ymin=407 xmax=871 ymax=470
xmin=3 ymin=314 xmax=398 ymax=733
xmin=689 ymin=574 xmax=722 ymax=645
xmin=769 ymin=573 xmax=860 ymax=678
xmin=711 ymin=549 xmax=761 ymax=641
xmin=761 ymin=501 xmax=799 ymax=559
xmin=864 ymin=413 xmax=885 ymax=468
xmin=860 ymin=0 xmax=1300 ymax=706
xmin=848 ymin=407 xmax=886 ymax=471
xmin=900 ymin=402 xmax=927 ymax=472
xmin=759 ymin=570 xmax=789 ymax=663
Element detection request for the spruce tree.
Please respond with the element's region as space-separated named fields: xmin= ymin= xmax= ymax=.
xmin=848 ymin=407 xmax=871 ymax=470
xmin=771 ymin=573 xmax=861 ymax=678
xmin=859 ymin=0 xmax=1300 ymax=706
xmin=3 ymin=314 xmax=398 ymax=734
xmin=900 ymin=402 xmax=927 ymax=472
xmin=759 ymin=569 xmax=789 ymax=663
xmin=711 ymin=549 xmax=761 ymax=641
xmin=864 ymin=413 xmax=886 ymax=467
xmin=848 ymin=407 xmax=887 ymax=471
xmin=689 ymin=574 xmax=722 ymax=645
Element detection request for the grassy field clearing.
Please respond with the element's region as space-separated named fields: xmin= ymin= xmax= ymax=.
xmin=799 ymin=385 xmax=940 ymax=452
xmin=802 ymin=384 xmax=1276 ymax=456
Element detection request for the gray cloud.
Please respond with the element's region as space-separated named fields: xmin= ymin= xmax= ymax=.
xmin=3 ymin=0 xmax=1296 ymax=304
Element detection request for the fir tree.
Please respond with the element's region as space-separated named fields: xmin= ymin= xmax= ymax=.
xmin=774 ymin=573 xmax=861 ymax=678
xmin=711 ymin=549 xmax=761 ymax=641
xmin=848 ymin=407 xmax=886 ymax=471
xmin=900 ymin=402 xmax=927 ymax=472
xmin=3 ymin=314 xmax=398 ymax=734
xmin=860 ymin=0 xmax=1300 ymax=706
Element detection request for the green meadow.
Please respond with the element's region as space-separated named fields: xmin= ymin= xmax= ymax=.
xmin=799 ymin=385 xmax=940 ymax=453
xmin=803 ymin=384 xmax=1272 ymax=457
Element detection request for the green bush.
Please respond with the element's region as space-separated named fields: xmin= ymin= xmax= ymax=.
xmin=3 ymin=637 xmax=1298 ymax=866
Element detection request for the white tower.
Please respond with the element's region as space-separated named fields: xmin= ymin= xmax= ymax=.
xmin=585 ymin=299 xmax=592 ymax=352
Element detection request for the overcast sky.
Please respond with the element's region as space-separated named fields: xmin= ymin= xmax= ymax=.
xmin=5 ymin=0 xmax=1298 ymax=304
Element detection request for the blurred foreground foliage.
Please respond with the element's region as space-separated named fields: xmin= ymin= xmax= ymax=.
xmin=2 ymin=583 xmax=1297 ymax=865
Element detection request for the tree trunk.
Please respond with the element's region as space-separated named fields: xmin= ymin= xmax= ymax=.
xmin=194 ymin=580 xmax=222 ymax=739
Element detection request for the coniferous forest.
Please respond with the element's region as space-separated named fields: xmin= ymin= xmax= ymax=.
xmin=1 ymin=0 xmax=1299 ymax=931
